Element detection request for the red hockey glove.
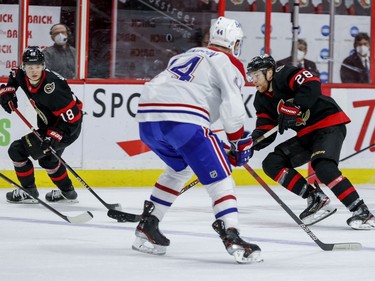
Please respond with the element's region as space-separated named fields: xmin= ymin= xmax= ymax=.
xmin=40 ymin=128 xmax=63 ymax=153
xmin=0 ymin=84 xmax=17 ymax=114
xmin=227 ymin=131 xmax=254 ymax=166
xmin=278 ymin=101 xmax=301 ymax=134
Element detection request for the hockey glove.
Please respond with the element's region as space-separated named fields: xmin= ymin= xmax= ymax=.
xmin=40 ymin=128 xmax=63 ymax=153
xmin=228 ymin=132 xmax=254 ymax=166
xmin=0 ymin=84 xmax=17 ymax=114
xmin=278 ymin=101 xmax=301 ymax=135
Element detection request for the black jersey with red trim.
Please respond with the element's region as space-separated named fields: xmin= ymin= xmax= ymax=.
xmin=7 ymin=67 xmax=83 ymax=143
xmin=252 ymin=64 xmax=350 ymax=150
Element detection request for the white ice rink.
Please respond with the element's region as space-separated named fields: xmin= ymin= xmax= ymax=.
xmin=0 ymin=184 xmax=374 ymax=281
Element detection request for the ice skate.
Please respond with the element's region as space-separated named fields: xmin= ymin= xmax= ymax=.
xmin=299 ymin=181 xmax=336 ymax=225
xmin=347 ymin=202 xmax=375 ymax=230
xmin=212 ymin=219 xmax=263 ymax=264
xmin=6 ymin=185 xmax=39 ymax=204
xmin=132 ymin=200 xmax=170 ymax=255
xmin=45 ymin=189 xmax=78 ymax=203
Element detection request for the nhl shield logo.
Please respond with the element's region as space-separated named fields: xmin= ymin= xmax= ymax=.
xmin=44 ymin=82 xmax=55 ymax=94
xmin=210 ymin=170 xmax=218 ymax=179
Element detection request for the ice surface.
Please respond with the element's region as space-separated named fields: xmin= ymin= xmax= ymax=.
xmin=0 ymin=185 xmax=374 ymax=281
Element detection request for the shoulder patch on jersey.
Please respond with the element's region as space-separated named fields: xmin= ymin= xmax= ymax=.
xmin=44 ymin=82 xmax=55 ymax=94
xmin=276 ymin=65 xmax=285 ymax=72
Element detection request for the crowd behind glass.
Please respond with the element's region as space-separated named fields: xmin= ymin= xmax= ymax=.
xmin=0 ymin=0 xmax=372 ymax=82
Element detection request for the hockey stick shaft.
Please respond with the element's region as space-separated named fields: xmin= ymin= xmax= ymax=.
xmin=0 ymin=172 xmax=93 ymax=224
xmin=179 ymin=126 xmax=279 ymax=194
xmin=9 ymin=102 xmax=121 ymax=211
xmin=306 ymin=142 xmax=375 ymax=180
xmin=243 ymin=163 xmax=362 ymax=251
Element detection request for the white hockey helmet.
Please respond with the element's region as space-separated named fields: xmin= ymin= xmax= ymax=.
xmin=209 ymin=16 xmax=244 ymax=57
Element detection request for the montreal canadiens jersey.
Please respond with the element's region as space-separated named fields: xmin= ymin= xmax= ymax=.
xmin=136 ymin=47 xmax=247 ymax=136
xmin=252 ymin=64 xmax=351 ymax=149
xmin=7 ymin=67 xmax=83 ymax=142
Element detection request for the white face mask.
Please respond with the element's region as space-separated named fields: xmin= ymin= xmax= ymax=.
xmin=297 ymin=50 xmax=305 ymax=61
xmin=54 ymin=33 xmax=68 ymax=46
xmin=356 ymin=45 xmax=369 ymax=57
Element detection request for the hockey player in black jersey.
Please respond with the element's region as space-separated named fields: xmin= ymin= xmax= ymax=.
xmin=0 ymin=46 xmax=83 ymax=203
xmin=246 ymin=54 xmax=374 ymax=230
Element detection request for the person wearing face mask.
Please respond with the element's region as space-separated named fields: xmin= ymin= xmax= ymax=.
xmin=43 ymin=23 xmax=76 ymax=79
xmin=340 ymin=32 xmax=370 ymax=83
xmin=276 ymin=39 xmax=320 ymax=77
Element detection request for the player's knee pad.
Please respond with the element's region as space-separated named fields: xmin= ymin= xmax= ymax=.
xmin=158 ymin=165 xmax=194 ymax=189
xmin=21 ymin=132 xmax=45 ymax=160
xmin=38 ymin=154 xmax=60 ymax=170
xmin=205 ymin=176 xmax=235 ymax=201
xmin=312 ymin=159 xmax=341 ymax=185
xmin=8 ymin=139 xmax=30 ymax=162
xmin=262 ymin=152 xmax=288 ymax=179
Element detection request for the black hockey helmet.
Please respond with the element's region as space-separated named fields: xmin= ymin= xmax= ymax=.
xmin=22 ymin=46 xmax=45 ymax=64
xmin=247 ymin=54 xmax=276 ymax=73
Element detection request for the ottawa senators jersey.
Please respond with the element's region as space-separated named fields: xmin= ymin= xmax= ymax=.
xmin=252 ymin=64 xmax=350 ymax=150
xmin=7 ymin=67 xmax=83 ymax=143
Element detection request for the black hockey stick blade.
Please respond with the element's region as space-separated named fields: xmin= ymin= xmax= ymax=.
xmin=0 ymin=173 xmax=94 ymax=224
xmin=243 ymin=164 xmax=362 ymax=251
xmin=107 ymin=209 xmax=141 ymax=223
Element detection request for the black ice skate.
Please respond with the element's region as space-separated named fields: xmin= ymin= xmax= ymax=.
xmin=45 ymin=188 xmax=78 ymax=203
xmin=347 ymin=202 xmax=375 ymax=230
xmin=6 ymin=185 xmax=39 ymax=204
xmin=212 ymin=219 xmax=263 ymax=264
xmin=299 ymin=181 xmax=337 ymax=226
xmin=132 ymin=200 xmax=170 ymax=255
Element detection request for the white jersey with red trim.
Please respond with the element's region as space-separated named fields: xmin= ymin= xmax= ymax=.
xmin=136 ymin=47 xmax=247 ymax=136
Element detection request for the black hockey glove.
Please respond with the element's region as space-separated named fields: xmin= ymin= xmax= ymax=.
xmin=40 ymin=128 xmax=63 ymax=153
xmin=278 ymin=101 xmax=301 ymax=135
xmin=0 ymin=84 xmax=18 ymax=114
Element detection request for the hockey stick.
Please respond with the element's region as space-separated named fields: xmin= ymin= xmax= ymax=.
xmin=180 ymin=178 xmax=200 ymax=194
xmin=243 ymin=163 xmax=362 ymax=251
xmin=306 ymin=142 xmax=375 ymax=180
xmin=107 ymin=177 xmax=200 ymax=222
xmin=107 ymin=178 xmax=200 ymax=223
xmin=9 ymin=102 xmax=122 ymax=211
xmin=179 ymin=125 xmax=279 ymax=194
xmin=0 ymin=172 xmax=93 ymax=224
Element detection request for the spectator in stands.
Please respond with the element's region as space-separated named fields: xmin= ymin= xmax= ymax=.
xmin=200 ymin=28 xmax=210 ymax=47
xmin=315 ymin=0 xmax=350 ymax=14
xmin=43 ymin=23 xmax=76 ymax=79
xmin=340 ymin=32 xmax=370 ymax=83
xmin=283 ymin=0 xmax=315 ymax=13
xmin=347 ymin=0 xmax=371 ymax=16
xmin=276 ymin=39 xmax=320 ymax=77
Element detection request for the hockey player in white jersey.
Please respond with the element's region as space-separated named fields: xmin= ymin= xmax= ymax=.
xmin=133 ymin=17 xmax=262 ymax=264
